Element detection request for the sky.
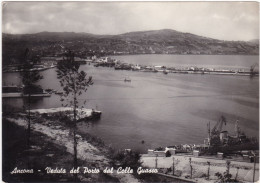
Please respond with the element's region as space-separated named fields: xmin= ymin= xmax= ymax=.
xmin=2 ymin=1 xmax=259 ymax=41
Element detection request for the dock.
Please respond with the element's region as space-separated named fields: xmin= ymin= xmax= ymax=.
xmin=29 ymin=107 xmax=102 ymax=121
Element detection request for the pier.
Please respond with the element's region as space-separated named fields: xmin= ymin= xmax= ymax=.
xmin=91 ymin=57 xmax=259 ymax=77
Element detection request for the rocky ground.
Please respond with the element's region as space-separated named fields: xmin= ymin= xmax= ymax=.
xmin=2 ymin=113 xmax=139 ymax=182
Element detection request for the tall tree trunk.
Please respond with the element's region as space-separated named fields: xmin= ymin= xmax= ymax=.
xmin=27 ymin=92 xmax=31 ymax=148
xmin=73 ymin=128 xmax=77 ymax=178
xmin=73 ymin=129 xmax=77 ymax=166
xmin=73 ymin=89 xmax=78 ymax=180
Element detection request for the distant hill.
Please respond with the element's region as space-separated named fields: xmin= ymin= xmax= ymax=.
xmin=2 ymin=29 xmax=259 ymax=65
xmin=249 ymin=39 xmax=259 ymax=44
xmin=118 ymin=29 xmax=213 ymax=41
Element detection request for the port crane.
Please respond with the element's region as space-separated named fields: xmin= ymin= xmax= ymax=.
xmin=205 ymin=116 xmax=227 ymax=146
xmin=235 ymin=120 xmax=241 ymax=138
xmin=211 ymin=115 xmax=227 ymax=136
xmin=250 ymin=63 xmax=259 ymax=77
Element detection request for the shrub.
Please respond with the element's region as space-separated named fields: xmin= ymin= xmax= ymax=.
xmin=109 ymin=150 xmax=141 ymax=171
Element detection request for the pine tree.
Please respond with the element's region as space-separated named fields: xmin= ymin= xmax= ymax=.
xmin=20 ymin=48 xmax=43 ymax=148
xmin=56 ymin=50 xmax=93 ymax=179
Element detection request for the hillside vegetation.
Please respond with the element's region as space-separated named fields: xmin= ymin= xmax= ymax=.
xmin=2 ymin=29 xmax=259 ymax=65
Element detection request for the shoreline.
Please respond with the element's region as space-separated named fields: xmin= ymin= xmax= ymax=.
xmin=4 ymin=112 xmax=258 ymax=183
xmin=3 ymin=54 xmax=259 ymax=76
xmin=2 ymin=112 xmax=204 ymax=183
xmin=95 ymin=63 xmax=258 ymax=77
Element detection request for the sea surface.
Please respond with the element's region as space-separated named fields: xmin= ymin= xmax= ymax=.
xmin=3 ymin=55 xmax=259 ymax=153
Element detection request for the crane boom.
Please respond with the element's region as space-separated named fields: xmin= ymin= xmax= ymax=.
xmin=250 ymin=63 xmax=259 ymax=77
xmin=211 ymin=115 xmax=227 ymax=135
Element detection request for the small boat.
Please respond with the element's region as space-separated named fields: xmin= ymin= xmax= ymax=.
xmin=124 ymin=77 xmax=131 ymax=82
xmin=91 ymin=109 xmax=102 ymax=119
xmin=50 ymin=63 xmax=56 ymax=68
xmin=163 ymin=70 xmax=168 ymax=74
xmin=45 ymin=88 xmax=54 ymax=93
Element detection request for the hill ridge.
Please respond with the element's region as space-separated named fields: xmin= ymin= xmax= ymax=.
xmin=2 ymin=29 xmax=259 ymax=65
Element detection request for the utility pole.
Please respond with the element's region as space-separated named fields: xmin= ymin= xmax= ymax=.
xmin=235 ymin=167 xmax=239 ymax=181
xmin=155 ymin=154 xmax=158 ymax=169
xmin=207 ymin=161 xmax=210 ymax=180
xmin=189 ymin=158 xmax=192 ymax=179
xmin=207 ymin=122 xmax=211 ymax=148
xmin=172 ymin=156 xmax=175 ymax=175
xmin=235 ymin=120 xmax=240 ymax=138
xmin=253 ymin=154 xmax=256 ymax=182
xmin=226 ymin=160 xmax=230 ymax=175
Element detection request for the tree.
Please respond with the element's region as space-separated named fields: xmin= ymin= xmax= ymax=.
xmin=172 ymin=157 xmax=175 ymax=175
xmin=56 ymin=50 xmax=93 ymax=178
xmin=215 ymin=160 xmax=236 ymax=182
xmin=20 ymin=48 xmax=43 ymax=147
xmin=207 ymin=161 xmax=210 ymax=180
xmin=189 ymin=158 xmax=193 ymax=179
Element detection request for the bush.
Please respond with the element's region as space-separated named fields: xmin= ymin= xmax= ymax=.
xmin=215 ymin=171 xmax=237 ymax=182
xmin=109 ymin=150 xmax=141 ymax=171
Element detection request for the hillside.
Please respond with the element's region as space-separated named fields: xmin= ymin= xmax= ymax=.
xmin=2 ymin=29 xmax=259 ymax=65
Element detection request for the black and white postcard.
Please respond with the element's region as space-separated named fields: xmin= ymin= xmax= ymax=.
xmin=2 ymin=1 xmax=259 ymax=182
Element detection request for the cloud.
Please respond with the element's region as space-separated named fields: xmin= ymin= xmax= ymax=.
xmin=2 ymin=2 xmax=259 ymax=41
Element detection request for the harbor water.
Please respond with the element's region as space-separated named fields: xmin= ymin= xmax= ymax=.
xmin=3 ymin=55 xmax=259 ymax=153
